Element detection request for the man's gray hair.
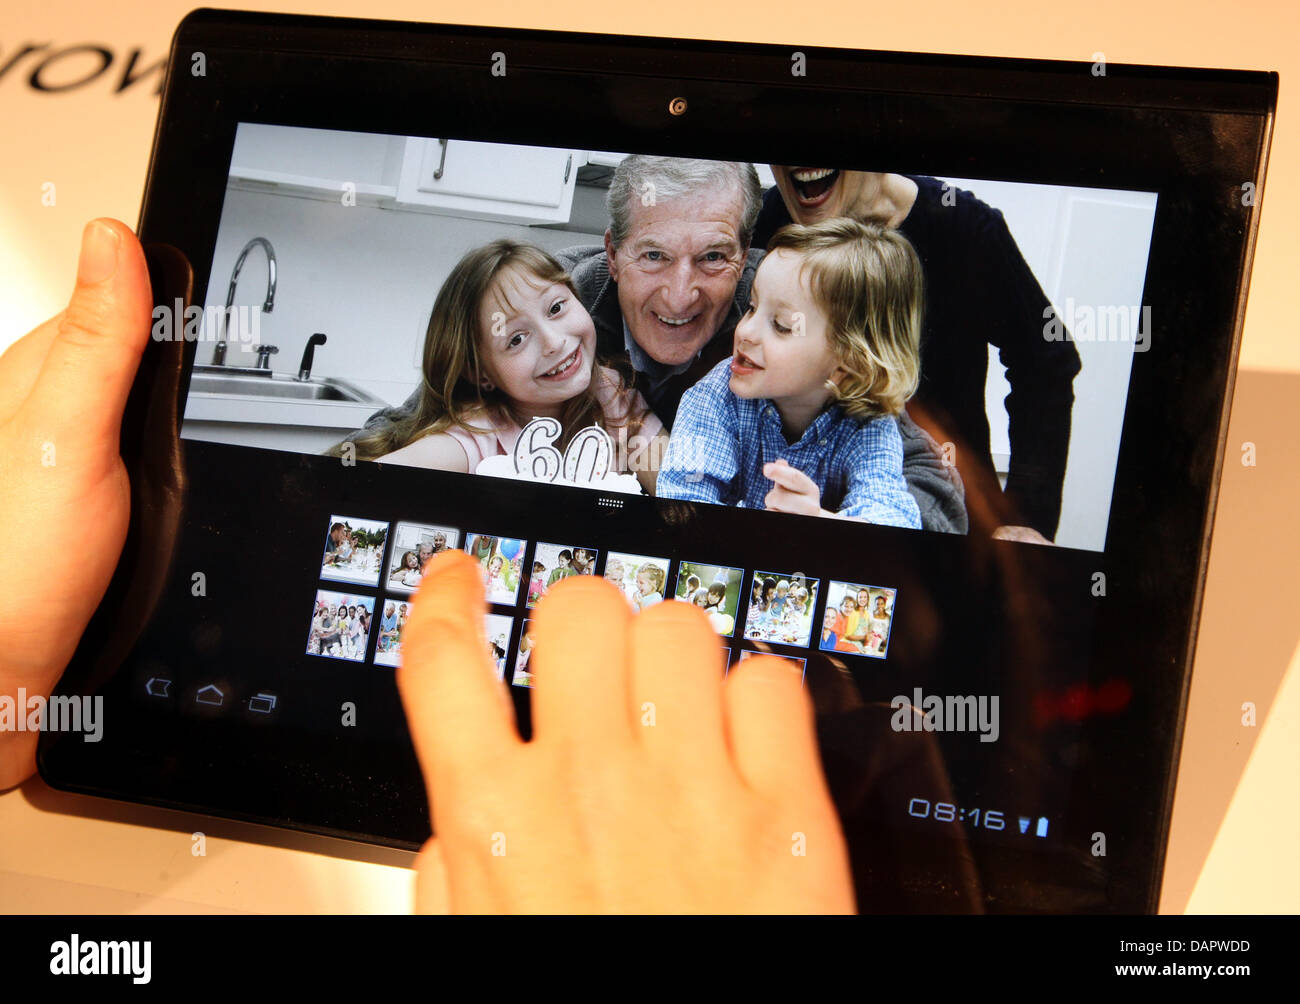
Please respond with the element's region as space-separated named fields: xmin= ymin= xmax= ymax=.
xmin=607 ymin=156 xmax=763 ymax=251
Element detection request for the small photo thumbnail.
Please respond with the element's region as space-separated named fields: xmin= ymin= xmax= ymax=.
xmin=674 ymin=561 xmax=744 ymax=638
xmin=820 ymin=581 xmax=896 ymax=659
xmin=485 ymin=613 xmax=514 ymax=682
xmin=307 ymin=590 xmax=375 ymax=662
xmin=738 ymin=649 xmax=807 ymax=683
xmin=743 ymin=571 xmax=821 ymax=649
xmin=373 ymin=597 xmax=415 ymax=667
xmin=527 ymin=542 xmax=599 ymax=608
xmin=513 ymin=619 xmax=537 ymax=688
xmin=603 ymin=552 xmax=670 ymax=612
xmin=375 ymin=600 xmax=514 ymax=675
xmin=385 ymin=522 xmax=460 ymax=594
xmin=320 ymin=515 xmax=389 ymax=586
xmin=464 ymin=533 xmax=527 ymax=606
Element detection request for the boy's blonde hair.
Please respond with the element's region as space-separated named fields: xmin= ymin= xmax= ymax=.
xmin=766 ymin=218 xmax=923 ymax=419
xmin=636 ymin=563 xmax=666 ymax=593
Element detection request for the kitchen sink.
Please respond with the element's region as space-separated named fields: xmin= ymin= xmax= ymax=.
xmin=189 ymin=365 xmax=386 ymax=404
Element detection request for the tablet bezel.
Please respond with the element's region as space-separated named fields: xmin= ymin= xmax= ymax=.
xmin=37 ymin=7 xmax=1275 ymax=913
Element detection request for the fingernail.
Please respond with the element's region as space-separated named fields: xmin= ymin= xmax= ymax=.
xmin=77 ymin=220 xmax=119 ymax=285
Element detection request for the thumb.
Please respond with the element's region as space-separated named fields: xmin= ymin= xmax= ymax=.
xmin=23 ymin=219 xmax=153 ymax=450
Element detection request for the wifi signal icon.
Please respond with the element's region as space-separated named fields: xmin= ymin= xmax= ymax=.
xmin=1018 ymin=817 xmax=1031 ymax=834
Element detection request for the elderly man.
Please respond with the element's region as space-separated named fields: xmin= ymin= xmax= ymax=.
xmin=582 ymin=157 xmax=763 ymax=427
xmin=357 ymin=155 xmax=965 ymax=532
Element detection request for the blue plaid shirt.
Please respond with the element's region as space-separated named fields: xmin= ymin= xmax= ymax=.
xmin=657 ymin=359 xmax=921 ymax=528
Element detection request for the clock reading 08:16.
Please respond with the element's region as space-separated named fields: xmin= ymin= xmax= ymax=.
xmin=908 ymin=798 xmax=1005 ymax=830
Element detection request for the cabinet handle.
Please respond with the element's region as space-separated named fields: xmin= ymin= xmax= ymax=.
xmin=432 ymin=138 xmax=449 ymax=181
xmin=563 ymin=154 xmax=572 ymax=183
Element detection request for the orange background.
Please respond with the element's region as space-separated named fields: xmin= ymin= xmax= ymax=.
xmin=0 ymin=0 xmax=1296 ymax=913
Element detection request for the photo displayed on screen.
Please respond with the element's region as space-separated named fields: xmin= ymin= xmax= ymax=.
xmin=513 ymin=619 xmax=536 ymax=688
xmin=463 ymin=533 xmax=526 ymax=606
xmin=320 ymin=515 xmax=389 ymax=587
xmin=307 ymin=590 xmax=375 ymax=662
xmin=375 ymin=598 xmax=512 ymax=673
xmin=528 ymin=542 xmax=599 ymax=608
xmin=373 ymin=597 xmax=411 ymax=667
xmin=743 ymin=571 xmax=821 ymax=648
xmin=182 ymin=125 xmax=1157 ymax=553
xmin=820 ymin=581 xmax=896 ymax=658
xmin=674 ymin=562 xmax=743 ymax=637
xmin=604 ymin=551 xmax=670 ymax=611
xmin=385 ymin=522 xmax=459 ymax=595
xmin=486 ymin=613 xmax=514 ymax=681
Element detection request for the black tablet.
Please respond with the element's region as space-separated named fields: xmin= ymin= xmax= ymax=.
xmin=38 ymin=7 xmax=1274 ymax=913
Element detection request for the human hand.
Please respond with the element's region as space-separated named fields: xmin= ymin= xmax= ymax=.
xmin=397 ymin=549 xmax=855 ymax=914
xmin=762 ymin=459 xmax=827 ymax=517
xmin=991 ymin=524 xmax=1053 ymax=545
xmin=0 ymin=219 xmax=152 ymax=789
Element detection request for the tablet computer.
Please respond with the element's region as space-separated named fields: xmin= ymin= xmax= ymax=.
xmin=38 ymin=7 xmax=1274 ymax=913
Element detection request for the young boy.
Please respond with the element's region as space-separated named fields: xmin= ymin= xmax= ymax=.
xmin=657 ymin=219 xmax=922 ymax=528
xmin=633 ymin=564 xmax=666 ymax=610
xmin=765 ymin=579 xmax=786 ymax=617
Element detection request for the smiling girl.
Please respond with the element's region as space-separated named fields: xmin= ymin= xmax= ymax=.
xmin=333 ymin=240 xmax=665 ymax=492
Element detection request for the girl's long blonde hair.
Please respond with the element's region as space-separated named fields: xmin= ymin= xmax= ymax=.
xmin=333 ymin=240 xmax=630 ymax=462
xmin=766 ymin=219 xmax=923 ymax=419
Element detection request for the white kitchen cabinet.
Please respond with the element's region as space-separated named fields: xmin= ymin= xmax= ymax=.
xmin=395 ymin=138 xmax=580 ymax=224
xmin=227 ymin=124 xmax=405 ymax=204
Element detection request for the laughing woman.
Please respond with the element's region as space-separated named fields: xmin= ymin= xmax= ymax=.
xmin=328 ymin=240 xmax=667 ymax=494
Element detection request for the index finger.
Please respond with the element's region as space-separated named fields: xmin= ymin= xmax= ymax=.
xmin=398 ymin=550 xmax=521 ymax=790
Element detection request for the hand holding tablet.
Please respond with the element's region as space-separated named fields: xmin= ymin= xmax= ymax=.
xmin=399 ymin=549 xmax=853 ymax=913
xmin=0 ymin=219 xmax=150 ymax=788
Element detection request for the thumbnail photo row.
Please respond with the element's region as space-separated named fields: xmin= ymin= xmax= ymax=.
xmin=322 ymin=514 xmax=459 ymax=595
xmin=313 ymin=514 xmax=896 ymax=660
xmin=308 ymin=585 xmax=515 ymax=672
xmin=673 ymin=562 xmax=895 ymax=658
xmin=319 ymin=513 xmax=597 ymax=609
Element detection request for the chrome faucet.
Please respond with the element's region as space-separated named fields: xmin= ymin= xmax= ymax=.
xmin=213 ymin=236 xmax=276 ymax=365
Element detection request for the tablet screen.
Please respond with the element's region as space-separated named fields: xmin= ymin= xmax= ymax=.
xmin=184 ymin=126 xmax=1156 ymax=558
xmin=166 ymin=122 xmax=1154 ymax=862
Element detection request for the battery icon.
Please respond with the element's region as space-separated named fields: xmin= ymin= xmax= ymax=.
xmin=1035 ymin=817 xmax=1049 ymax=838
